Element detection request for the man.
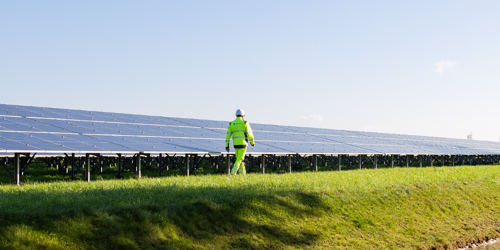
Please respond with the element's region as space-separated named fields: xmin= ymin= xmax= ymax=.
xmin=226 ymin=109 xmax=255 ymax=175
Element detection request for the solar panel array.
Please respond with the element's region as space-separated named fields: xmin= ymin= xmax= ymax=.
xmin=1 ymin=103 xmax=500 ymax=155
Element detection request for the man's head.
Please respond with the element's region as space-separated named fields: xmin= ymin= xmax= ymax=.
xmin=235 ymin=109 xmax=245 ymax=117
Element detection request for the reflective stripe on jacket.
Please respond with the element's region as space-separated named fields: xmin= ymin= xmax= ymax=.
xmin=225 ymin=117 xmax=255 ymax=148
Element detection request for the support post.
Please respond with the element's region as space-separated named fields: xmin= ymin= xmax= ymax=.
xmin=65 ymin=156 xmax=69 ymax=174
xmin=406 ymin=155 xmax=409 ymax=168
xmin=390 ymin=155 xmax=394 ymax=168
xmin=287 ymin=155 xmax=292 ymax=173
xmin=226 ymin=154 xmax=231 ymax=174
xmin=418 ymin=155 xmax=422 ymax=167
xmin=358 ymin=155 xmax=362 ymax=169
xmin=136 ymin=154 xmax=141 ymax=178
xmin=442 ymin=155 xmax=445 ymax=167
xmin=85 ymin=153 xmax=91 ymax=182
xmin=99 ymin=156 xmax=103 ymax=174
xmin=261 ymin=155 xmax=266 ymax=174
xmin=186 ymin=154 xmax=190 ymax=177
xmin=430 ymin=156 xmax=433 ymax=167
xmin=117 ymin=154 xmax=122 ymax=178
xmin=313 ymin=155 xmax=318 ymax=171
xmin=374 ymin=155 xmax=378 ymax=169
xmin=452 ymin=155 xmax=455 ymax=167
xmin=338 ymin=155 xmax=342 ymax=171
xmin=215 ymin=155 xmax=219 ymax=170
xmin=14 ymin=153 xmax=20 ymax=185
xmin=71 ymin=153 xmax=75 ymax=179
xmin=158 ymin=153 xmax=162 ymax=176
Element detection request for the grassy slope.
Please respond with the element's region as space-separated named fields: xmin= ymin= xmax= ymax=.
xmin=1 ymin=166 xmax=500 ymax=249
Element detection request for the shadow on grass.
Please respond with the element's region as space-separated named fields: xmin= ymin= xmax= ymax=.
xmin=0 ymin=168 xmax=192 ymax=185
xmin=0 ymin=184 xmax=327 ymax=249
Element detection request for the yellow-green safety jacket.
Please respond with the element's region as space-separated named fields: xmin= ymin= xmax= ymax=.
xmin=226 ymin=117 xmax=255 ymax=148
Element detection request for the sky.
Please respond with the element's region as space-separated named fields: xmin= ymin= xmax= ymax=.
xmin=1 ymin=1 xmax=499 ymax=141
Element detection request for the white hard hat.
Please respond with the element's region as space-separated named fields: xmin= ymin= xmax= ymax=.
xmin=235 ymin=109 xmax=245 ymax=116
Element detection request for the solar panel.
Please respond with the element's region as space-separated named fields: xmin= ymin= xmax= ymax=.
xmin=0 ymin=109 xmax=19 ymax=117
xmin=0 ymin=137 xmax=38 ymax=151
xmin=1 ymin=103 xmax=500 ymax=155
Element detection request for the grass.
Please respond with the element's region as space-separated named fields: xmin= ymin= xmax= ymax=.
xmin=1 ymin=165 xmax=500 ymax=249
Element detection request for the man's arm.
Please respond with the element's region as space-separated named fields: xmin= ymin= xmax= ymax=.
xmin=246 ymin=122 xmax=255 ymax=146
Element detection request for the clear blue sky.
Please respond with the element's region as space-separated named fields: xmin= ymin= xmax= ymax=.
xmin=1 ymin=1 xmax=499 ymax=141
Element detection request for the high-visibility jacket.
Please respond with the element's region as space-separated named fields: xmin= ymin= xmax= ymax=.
xmin=226 ymin=117 xmax=255 ymax=148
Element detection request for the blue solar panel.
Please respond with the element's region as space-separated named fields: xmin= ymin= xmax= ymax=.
xmin=0 ymin=109 xmax=18 ymax=117
xmin=176 ymin=119 xmax=228 ymax=129
xmin=2 ymin=103 xmax=500 ymax=155
xmin=0 ymin=132 xmax=64 ymax=150
xmin=0 ymin=137 xmax=39 ymax=151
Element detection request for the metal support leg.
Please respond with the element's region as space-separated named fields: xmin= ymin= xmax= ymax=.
xmin=287 ymin=155 xmax=292 ymax=173
xmin=442 ymin=155 xmax=445 ymax=167
xmin=418 ymin=155 xmax=422 ymax=167
xmin=99 ymin=156 xmax=103 ymax=174
xmin=313 ymin=155 xmax=318 ymax=171
xmin=186 ymin=155 xmax=190 ymax=177
xmin=358 ymin=155 xmax=362 ymax=169
xmin=158 ymin=153 xmax=162 ymax=176
xmin=262 ymin=155 xmax=266 ymax=174
xmin=85 ymin=153 xmax=91 ymax=182
xmin=14 ymin=153 xmax=20 ymax=185
xmin=65 ymin=156 xmax=69 ymax=174
xmin=390 ymin=155 xmax=394 ymax=168
xmin=272 ymin=155 xmax=277 ymax=171
xmin=226 ymin=154 xmax=231 ymax=174
xmin=430 ymin=156 xmax=433 ymax=167
xmin=452 ymin=155 xmax=455 ymax=167
xmin=374 ymin=155 xmax=378 ymax=169
xmin=117 ymin=154 xmax=122 ymax=178
xmin=136 ymin=154 xmax=141 ymax=178
xmin=135 ymin=156 xmax=138 ymax=173
xmin=338 ymin=155 xmax=342 ymax=171
xmin=406 ymin=155 xmax=409 ymax=168
xmin=71 ymin=153 xmax=75 ymax=180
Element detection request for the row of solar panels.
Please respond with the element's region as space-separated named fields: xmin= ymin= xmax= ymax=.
xmin=1 ymin=103 xmax=500 ymax=155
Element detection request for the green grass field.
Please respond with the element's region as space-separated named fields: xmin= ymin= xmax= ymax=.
xmin=1 ymin=164 xmax=500 ymax=249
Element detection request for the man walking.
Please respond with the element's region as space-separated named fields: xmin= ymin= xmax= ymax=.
xmin=226 ymin=109 xmax=255 ymax=175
